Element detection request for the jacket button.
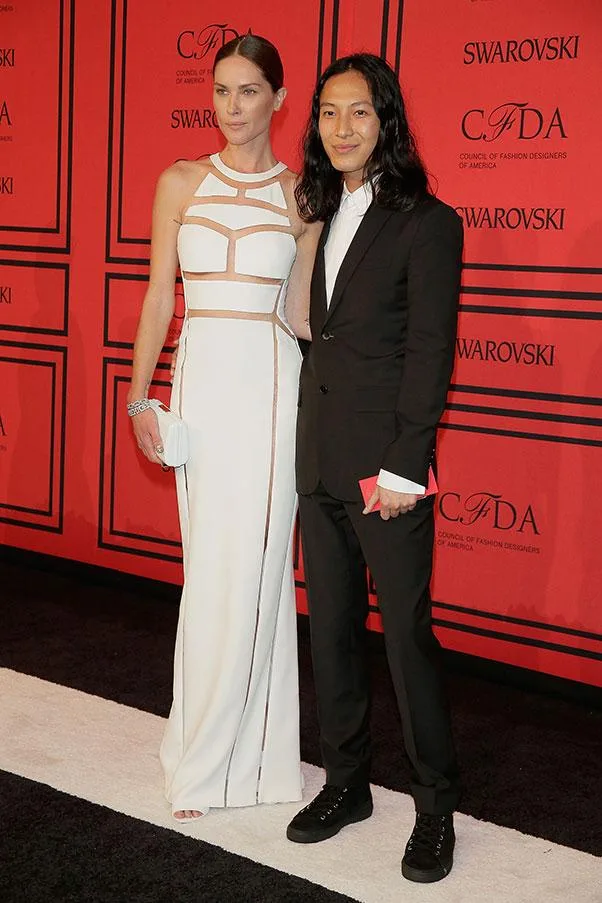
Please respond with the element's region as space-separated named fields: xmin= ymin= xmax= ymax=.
xmin=321 ymin=331 xmax=333 ymax=341
xmin=319 ymin=384 xmax=329 ymax=394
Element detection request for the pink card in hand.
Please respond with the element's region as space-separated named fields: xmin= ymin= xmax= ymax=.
xmin=359 ymin=467 xmax=438 ymax=512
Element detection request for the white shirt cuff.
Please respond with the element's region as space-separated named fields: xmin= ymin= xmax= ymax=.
xmin=377 ymin=469 xmax=426 ymax=495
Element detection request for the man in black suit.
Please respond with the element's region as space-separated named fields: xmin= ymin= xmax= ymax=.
xmin=285 ymin=54 xmax=463 ymax=884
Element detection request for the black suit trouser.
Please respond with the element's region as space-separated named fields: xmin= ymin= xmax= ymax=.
xmin=298 ymin=484 xmax=460 ymax=815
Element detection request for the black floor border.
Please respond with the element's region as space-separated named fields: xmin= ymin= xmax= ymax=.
xmin=2 ymin=545 xmax=601 ymax=708
xmin=0 ymin=771 xmax=358 ymax=903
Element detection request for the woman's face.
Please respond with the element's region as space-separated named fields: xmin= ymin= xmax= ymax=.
xmin=213 ymin=55 xmax=285 ymax=147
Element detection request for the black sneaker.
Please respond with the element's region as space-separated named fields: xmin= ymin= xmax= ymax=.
xmin=401 ymin=813 xmax=455 ymax=883
xmin=286 ymin=783 xmax=373 ymax=843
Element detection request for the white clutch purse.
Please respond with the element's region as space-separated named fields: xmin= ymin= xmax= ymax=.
xmin=147 ymin=399 xmax=189 ymax=467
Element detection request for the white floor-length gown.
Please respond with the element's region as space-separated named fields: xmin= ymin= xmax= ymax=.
xmin=160 ymin=154 xmax=303 ymax=814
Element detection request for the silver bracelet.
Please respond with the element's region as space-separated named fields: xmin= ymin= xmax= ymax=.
xmin=127 ymin=398 xmax=152 ymax=417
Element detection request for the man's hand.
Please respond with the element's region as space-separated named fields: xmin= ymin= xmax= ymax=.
xmin=363 ymin=486 xmax=418 ymax=520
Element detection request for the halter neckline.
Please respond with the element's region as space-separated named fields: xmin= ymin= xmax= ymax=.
xmin=210 ymin=153 xmax=287 ymax=182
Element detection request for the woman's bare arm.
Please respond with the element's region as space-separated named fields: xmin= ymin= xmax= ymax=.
xmin=129 ymin=164 xmax=191 ymax=463
xmin=128 ymin=167 xmax=186 ymax=403
xmin=285 ymin=220 xmax=323 ymax=340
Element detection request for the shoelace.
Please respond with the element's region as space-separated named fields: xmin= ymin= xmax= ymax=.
xmin=407 ymin=814 xmax=448 ymax=854
xmin=303 ymin=784 xmax=347 ymax=819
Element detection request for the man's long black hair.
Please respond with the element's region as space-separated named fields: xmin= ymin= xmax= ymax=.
xmin=295 ymin=53 xmax=429 ymax=222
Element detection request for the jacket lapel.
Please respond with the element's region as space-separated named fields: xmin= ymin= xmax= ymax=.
xmin=311 ymin=217 xmax=332 ymax=324
xmin=325 ymin=203 xmax=395 ymax=321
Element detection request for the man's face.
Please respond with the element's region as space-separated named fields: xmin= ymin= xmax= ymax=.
xmin=318 ymin=70 xmax=380 ymax=186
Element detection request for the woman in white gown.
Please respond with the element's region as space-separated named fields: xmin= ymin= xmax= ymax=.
xmin=129 ymin=35 xmax=319 ymax=821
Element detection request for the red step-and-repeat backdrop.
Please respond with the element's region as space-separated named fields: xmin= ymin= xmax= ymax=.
xmin=2 ymin=0 xmax=601 ymax=686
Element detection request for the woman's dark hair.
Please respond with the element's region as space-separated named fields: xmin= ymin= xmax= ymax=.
xmin=213 ymin=34 xmax=284 ymax=93
xmin=295 ymin=53 xmax=429 ymax=222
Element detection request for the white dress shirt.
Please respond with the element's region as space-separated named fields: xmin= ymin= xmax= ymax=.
xmin=324 ymin=181 xmax=426 ymax=496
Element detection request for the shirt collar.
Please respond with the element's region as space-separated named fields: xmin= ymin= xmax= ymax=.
xmin=340 ymin=179 xmax=374 ymax=216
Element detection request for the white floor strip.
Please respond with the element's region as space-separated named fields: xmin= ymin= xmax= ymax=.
xmin=1 ymin=668 xmax=600 ymax=903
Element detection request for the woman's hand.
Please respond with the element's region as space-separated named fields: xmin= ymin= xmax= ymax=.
xmin=170 ymin=339 xmax=179 ymax=382
xmin=131 ymin=408 xmax=164 ymax=465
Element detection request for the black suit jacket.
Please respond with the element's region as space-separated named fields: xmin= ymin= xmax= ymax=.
xmin=296 ymin=195 xmax=463 ymax=500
